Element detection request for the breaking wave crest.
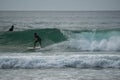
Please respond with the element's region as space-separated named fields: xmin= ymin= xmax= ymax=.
xmin=0 ymin=55 xmax=120 ymax=69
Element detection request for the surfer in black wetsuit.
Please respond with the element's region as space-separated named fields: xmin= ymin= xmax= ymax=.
xmin=9 ymin=25 xmax=14 ymax=31
xmin=34 ymin=32 xmax=42 ymax=49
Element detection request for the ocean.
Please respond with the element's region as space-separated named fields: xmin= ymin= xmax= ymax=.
xmin=0 ymin=11 xmax=120 ymax=80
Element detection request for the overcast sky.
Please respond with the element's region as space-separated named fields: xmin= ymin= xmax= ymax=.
xmin=0 ymin=0 xmax=120 ymax=11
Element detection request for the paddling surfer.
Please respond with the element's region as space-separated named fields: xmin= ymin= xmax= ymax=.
xmin=9 ymin=25 xmax=14 ymax=31
xmin=33 ymin=32 xmax=42 ymax=49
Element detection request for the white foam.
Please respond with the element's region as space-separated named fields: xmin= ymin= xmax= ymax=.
xmin=65 ymin=36 xmax=120 ymax=51
xmin=60 ymin=30 xmax=120 ymax=51
xmin=0 ymin=55 xmax=120 ymax=69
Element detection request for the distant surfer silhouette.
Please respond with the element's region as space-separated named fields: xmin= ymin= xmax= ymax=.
xmin=34 ymin=32 xmax=42 ymax=49
xmin=9 ymin=25 xmax=14 ymax=31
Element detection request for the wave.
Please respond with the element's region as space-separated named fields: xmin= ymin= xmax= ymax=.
xmin=0 ymin=28 xmax=66 ymax=47
xmin=0 ymin=28 xmax=120 ymax=52
xmin=61 ymin=28 xmax=120 ymax=51
xmin=0 ymin=55 xmax=120 ymax=69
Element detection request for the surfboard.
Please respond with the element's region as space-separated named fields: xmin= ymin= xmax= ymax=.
xmin=27 ymin=46 xmax=41 ymax=50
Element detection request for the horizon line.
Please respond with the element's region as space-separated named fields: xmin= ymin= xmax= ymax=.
xmin=0 ymin=9 xmax=120 ymax=12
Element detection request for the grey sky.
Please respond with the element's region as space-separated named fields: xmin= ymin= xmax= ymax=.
xmin=0 ymin=0 xmax=120 ymax=11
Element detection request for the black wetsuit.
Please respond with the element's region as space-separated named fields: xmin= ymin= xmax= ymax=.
xmin=9 ymin=25 xmax=14 ymax=31
xmin=34 ymin=34 xmax=42 ymax=47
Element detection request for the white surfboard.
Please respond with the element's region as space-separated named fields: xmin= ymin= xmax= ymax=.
xmin=27 ymin=46 xmax=41 ymax=50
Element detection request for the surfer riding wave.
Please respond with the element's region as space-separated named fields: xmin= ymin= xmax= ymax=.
xmin=34 ymin=32 xmax=42 ymax=49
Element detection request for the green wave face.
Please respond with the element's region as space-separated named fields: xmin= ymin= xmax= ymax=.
xmin=0 ymin=28 xmax=66 ymax=52
xmin=1 ymin=28 xmax=66 ymax=46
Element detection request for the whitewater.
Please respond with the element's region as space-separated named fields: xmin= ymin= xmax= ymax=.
xmin=0 ymin=11 xmax=120 ymax=80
